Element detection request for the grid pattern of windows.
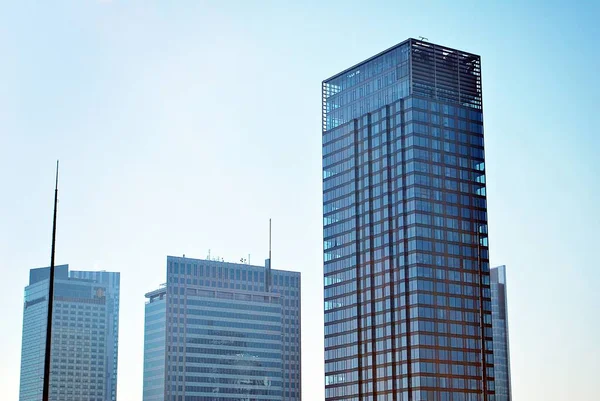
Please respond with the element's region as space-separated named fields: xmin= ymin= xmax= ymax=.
xmin=323 ymin=39 xmax=495 ymax=401
xmin=19 ymin=265 xmax=120 ymax=401
xmin=490 ymin=267 xmax=511 ymax=401
xmin=322 ymin=43 xmax=411 ymax=131
xmin=178 ymin=293 xmax=283 ymax=399
xmin=145 ymin=256 xmax=301 ymax=401
xmin=143 ymin=290 xmax=166 ymax=401
xmin=70 ymin=270 xmax=120 ymax=401
xmin=50 ymin=300 xmax=107 ymax=401
xmin=19 ymin=279 xmax=50 ymax=401
xmin=271 ymin=270 xmax=302 ymax=401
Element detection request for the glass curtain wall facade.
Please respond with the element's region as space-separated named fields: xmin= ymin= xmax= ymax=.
xmin=143 ymin=255 xmax=301 ymax=401
xmin=323 ymin=38 xmax=495 ymax=401
xmin=143 ymin=287 xmax=167 ymax=401
xmin=269 ymin=266 xmax=302 ymax=399
xmin=490 ymin=266 xmax=511 ymax=401
xmin=19 ymin=265 xmax=120 ymax=401
xmin=19 ymin=266 xmax=68 ymax=401
xmin=69 ymin=270 xmax=121 ymax=401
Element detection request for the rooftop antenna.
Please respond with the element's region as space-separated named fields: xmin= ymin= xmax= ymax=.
xmin=266 ymin=219 xmax=272 ymax=291
xmin=42 ymin=160 xmax=59 ymax=401
xmin=418 ymin=36 xmax=429 ymax=42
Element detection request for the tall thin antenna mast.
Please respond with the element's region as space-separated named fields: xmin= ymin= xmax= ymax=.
xmin=42 ymin=160 xmax=59 ymax=401
xmin=266 ymin=218 xmax=272 ymax=291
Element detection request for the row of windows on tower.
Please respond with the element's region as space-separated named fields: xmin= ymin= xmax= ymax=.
xmin=323 ymin=170 xmax=485 ymax=197
xmin=325 ymin=81 xmax=411 ymax=129
xmin=169 ymin=263 xmax=299 ymax=286
xmin=325 ymin=96 xmax=483 ymax=124
xmin=323 ymin=192 xmax=486 ymax=221
xmin=324 ymin=319 xmax=493 ymax=338
xmin=323 ymin=100 xmax=484 ymax=142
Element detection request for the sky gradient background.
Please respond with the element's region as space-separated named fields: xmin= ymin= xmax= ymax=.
xmin=1 ymin=1 xmax=599 ymax=400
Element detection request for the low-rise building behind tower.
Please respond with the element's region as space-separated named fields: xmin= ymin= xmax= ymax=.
xmin=491 ymin=265 xmax=512 ymax=401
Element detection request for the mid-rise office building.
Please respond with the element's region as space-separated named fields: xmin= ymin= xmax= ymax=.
xmin=19 ymin=265 xmax=120 ymax=401
xmin=322 ymin=38 xmax=495 ymax=401
xmin=143 ymin=255 xmax=301 ymax=401
xmin=490 ymin=266 xmax=511 ymax=401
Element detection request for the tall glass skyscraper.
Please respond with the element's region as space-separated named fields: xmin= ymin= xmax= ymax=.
xmin=143 ymin=255 xmax=301 ymax=401
xmin=322 ymin=38 xmax=495 ymax=401
xmin=19 ymin=265 xmax=120 ymax=401
xmin=490 ymin=266 xmax=511 ymax=401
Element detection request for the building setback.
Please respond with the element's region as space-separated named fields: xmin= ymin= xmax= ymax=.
xmin=322 ymin=38 xmax=495 ymax=401
xmin=490 ymin=266 xmax=511 ymax=401
xmin=19 ymin=265 xmax=120 ymax=401
xmin=143 ymin=255 xmax=301 ymax=401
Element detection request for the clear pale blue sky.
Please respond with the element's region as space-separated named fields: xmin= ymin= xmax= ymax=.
xmin=1 ymin=1 xmax=598 ymax=400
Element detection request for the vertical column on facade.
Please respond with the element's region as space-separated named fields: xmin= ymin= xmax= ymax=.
xmin=433 ymin=43 xmax=438 ymax=100
xmin=163 ymin=263 xmax=169 ymax=401
xmin=358 ymin=114 xmax=371 ymax=398
xmin=166 ymin=274 xmax=172 ymax=400
xmin=183 ymin=267 xmax=188 ymax=400
xmin=398 ymin=98 xmax=413 ymax=401
xmin=352 ymin=118 xmax=364 ymax=401
xmin=365 ymin=112 xmax=380 ymax=399
xmin=476 ymin=221 xmax=488 ymax=400
xmin=467 ymin=127 xmax=489 ymax=401
xmin=384 ymin=104 xmax=399 ymax=400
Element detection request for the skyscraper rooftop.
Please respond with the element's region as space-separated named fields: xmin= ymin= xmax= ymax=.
xmin=322 ymin=38 xmax=482 ymax=131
